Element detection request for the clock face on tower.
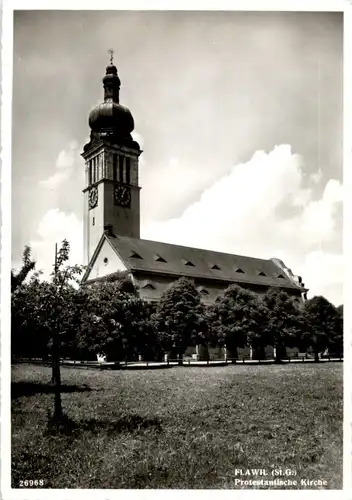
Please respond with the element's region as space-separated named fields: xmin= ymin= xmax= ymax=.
xmin=114 ymin=184 xmax=131 ymax=207
xmin=88 ymin=187 xmax=98 ymax=209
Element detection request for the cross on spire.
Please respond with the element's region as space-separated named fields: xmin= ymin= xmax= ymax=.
xmin=108 ymin=48 xmax=114 ymax=65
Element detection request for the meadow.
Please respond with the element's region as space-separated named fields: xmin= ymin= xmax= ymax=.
xmin=11 ymin=362 xmax=342 ymax=489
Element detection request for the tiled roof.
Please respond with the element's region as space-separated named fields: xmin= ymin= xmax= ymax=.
xmin=134 ymin=278 xmax=225 ymax=305
xmin=104 ymin=234 xmax=304 ymax=292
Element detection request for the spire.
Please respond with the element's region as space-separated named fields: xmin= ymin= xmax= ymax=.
xmin=103 ymin=48 xmax=120 ymax=103
xmin=108 ymin=48 xmax=114 ymax=65
xmin=86 ymin=53 xmax=139 ymax=150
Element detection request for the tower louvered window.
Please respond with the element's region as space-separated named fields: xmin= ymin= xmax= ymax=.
xmin=113 ymin=154 xmax=118 ymax=182
xmin=126 ymin=157 xmax=131 ymax=184
xmin=88 ymin=161 xmax=92 ymax=185
xmin=119 ymin=155 xmax=124 ymax=183
xmin=91 ymin=157 xmax=97 ymax=183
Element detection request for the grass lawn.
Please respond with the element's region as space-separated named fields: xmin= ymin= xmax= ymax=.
xmin=11 ymin=362 xmax=342 ymax=489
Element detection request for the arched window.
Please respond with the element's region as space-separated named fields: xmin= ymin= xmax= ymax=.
xmin=125 ymin=157 xmax=131 ymax=184
xmin=96 ymin=156 xmax=99 ymax=182
xmin=113 ymin=154 xmax=118 ymax=182
xmin=93 ymin=157 xmax=97 ymax=183
xmin=91 ymin=157 xmax=96 ymax=183
xmin=88 ymin=161 xmax=92 ymax=185
xmin=119 ymin=155 xmax=124 ymax=183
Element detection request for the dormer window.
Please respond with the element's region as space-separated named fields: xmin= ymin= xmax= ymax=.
xmin=277 ymin=274 xmax=285 ymax=279
xmin=141 ymin=280 xmax=155 ymax=290
xmin=235 ymin=268 xmax=245 ymax=274
xmin=210 ymin=264 xmax=221 ymax=270
xmin=130 ymin=251 xmax=143 ymax=259
xmin=182 ymin=258 xmax=195 ymax=267
xmin=154 ymin=254 xmax=167 ymax=263
xmin=258 ymin=271 xmax=266 ymax=277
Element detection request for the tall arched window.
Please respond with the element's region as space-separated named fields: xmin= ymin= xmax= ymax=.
xmin=113 ymin=154 xmax=118 ymax=182
xmin=94 ymin=157 xmax=98 ymax=183
xmin=88 ymin=161 xmax=92 ymax=185
xmin=125 ymin=157 xmax=131 ymax=184
xmin=119 ymin=155 xmax=124 ymax=183
xmin=91 ymin=158 xmax=95 ymax=184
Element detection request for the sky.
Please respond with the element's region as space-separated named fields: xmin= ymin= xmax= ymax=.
xmin=12 ymin=10 xmax=343 ymax=304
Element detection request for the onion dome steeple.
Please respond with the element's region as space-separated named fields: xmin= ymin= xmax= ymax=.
xmin=86 ymin=49 xmax=139 ymax=150
xmin=102 ymin=49 xmax=121 ymax=102
xmin=103 ymin=61 xmax=121 ymax=102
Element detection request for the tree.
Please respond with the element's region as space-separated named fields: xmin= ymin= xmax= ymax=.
xmin=77 ymin=275 xmax=153 ymax=361
xmin=11 ymin=246 xmax=47 ymax=360
xmin=11 ymin=246 xmax=36 ymax=293
xmin=207 ymin=284 xmax=265 ymax=360
xmin=11 ymin=276 xmax=50 ymax=360
xmin=332 ymin=304 xmax=343 ymax=356
xmin=261 ymin=288 xmax=303 ymax=362
xmin=12 ymin=241 xmax=88 ymax=420
xmin=302 ymin=296 xmax=341 ymax=362
xmin=32 ymin=240 xmax=84 ymax=420
xmin=152 ymin=278 xmax=206 ymax=363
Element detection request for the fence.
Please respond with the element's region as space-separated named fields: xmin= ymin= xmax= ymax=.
xmin=12 ymin=354 xmax=343 ymax=370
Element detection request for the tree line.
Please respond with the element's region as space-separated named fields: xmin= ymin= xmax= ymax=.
xmin=12 ymin=242 xmax=343 ymax=366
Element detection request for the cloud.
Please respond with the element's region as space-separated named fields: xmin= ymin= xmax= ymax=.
xmin=40 ymin=141 xmax=79 ymax=190
xmin=302 ymin=250 xmax=343 ymax=305
xmin=309 ymin=168 xmax=323 ymax=184
xmin=142 ymin=145 xmax=342 ymax=305
xmin=30 ymin=208 xmax=83 ymax=278
xmin=29 ymin=144 xmax=342 ymax=305
xmin=140 ymin=156 xmax=219 ymax=223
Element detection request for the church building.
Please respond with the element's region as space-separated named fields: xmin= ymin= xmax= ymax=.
xmin=81 ymin=59 xmax=308 ymax=307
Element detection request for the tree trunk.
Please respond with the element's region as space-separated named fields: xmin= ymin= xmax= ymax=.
xmin=51 ymin=332 xmax=63 ymax=420
xmin=314 ymin=350 xmax=320 ymax=363
xmin=274 ymin=344 xmax=286 ymax=363
xmin=253 ymin=345 xmax=266 ymax=361
xmin=198 ymin=344 xmax=209 ymax=361
xmin=228 ymin=346 xmax=238 ymax=363
xmin=177 ymin=352 xmax=183 ymax=365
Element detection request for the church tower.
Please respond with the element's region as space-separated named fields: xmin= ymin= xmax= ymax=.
xmin=82 ymin=54 xmax=142 ymax=265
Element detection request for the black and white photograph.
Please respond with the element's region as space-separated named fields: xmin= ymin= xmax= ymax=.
xmin=2 ymin=3 xmax=349 ymax=496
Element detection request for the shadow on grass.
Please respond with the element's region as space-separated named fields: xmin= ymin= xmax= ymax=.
xmin=11 ymin=382 xmax=93 ymax=399
xmin=45 ymin=413 xmax=162 ymax=437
